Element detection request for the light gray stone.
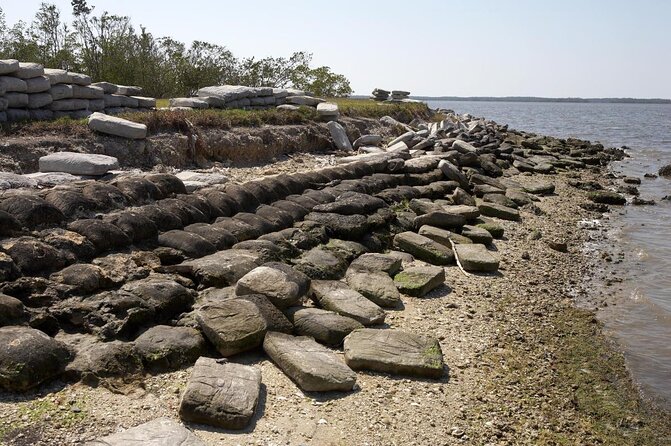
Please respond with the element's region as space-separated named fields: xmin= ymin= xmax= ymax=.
xmin=317 ymin=102 xmax=339 ymax=117
xmin=418 ymin=225 xmax=472 ymax=246
xmin=460 ymin=225 xmax=493 ymax=245
xmin=116 ymin=85 xmax=142 ymax=95
xmin=85 ymin=418 xmax=205 ymax=446
xmin=478 ymin=202 xmax=521 ymax=221
xmin=179 ymin=357 xmax=261 ymax=429
xmin=50 ymin=84 xmax=73 ymax=100
xmin=353 ymin=134 xmax=382 ymax=149
xmin=394 ymin=265 xmax=445 ymax=297
xmin=393 ymin=231 xmax=454 ymax=265
xmin=348 ymin=253 xmax=402 ymax=276
xmin=263 ymin=331 xmax=356 ymax=391
xmin=285 ymin=95 xmax=324 ymax=106
xmin=169 ymin=249 xmax=262 ymax=288
xmin=44 ymin=68 xmax=72 ymax=84
xmin=0 ymin=76 xmax=27 ymax=92
xmin=327 ymin=121 xmax=352 ymax=150
xmin=197 ymin=299 xmax=267 ymax=356
xmin=170 ymin=97 xmax=209 ymax=109
xmin=132 ymin=96 xmax=156 ymax=108
xmin=285 ymin=307 xmax=363 ymax=346
xmin=235 ymin=265 xmax=307 ymax=309
xmin=344 ymin=328 xmax=444 ymax=378
xmin=345 ymin=271 xmax=402 ymax=308
xmin=0 ymin=59 xmax=19 ymax=75
xmin=454 ymin=243 xmax=499 ymax=272
xmin=27 ymin=92 xmax=53 ymax=109
xmin=25 ymin=76 xmax=50 ymax=93
xmin=88 ymin=112 xmax=147 ymax=139
xmin=438 ymin=160 xmax=469 ymax=189
xmin=310 ymin=280 xmax=385 ymax=326
xmin=68 ymin=72 xmax=92 ymax=85
xmin=15 ymin=62 xmax=44 ymax=79
xmin=73 ymin=85 xmax=104 ymax=99
xmin=50 ymin=98 xmax=88 ymax=111
xmin=39 ymin=152 xmax=119 ymax=175
xmin=451 ymin=139 xmax=477 ymax=153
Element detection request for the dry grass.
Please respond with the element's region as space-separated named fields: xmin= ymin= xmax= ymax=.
xmin=0 ymin=98 xmax=432 ymax=137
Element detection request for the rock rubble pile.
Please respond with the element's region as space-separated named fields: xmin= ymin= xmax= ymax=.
xmin=0 ymin=109 xmax=628 ymax=441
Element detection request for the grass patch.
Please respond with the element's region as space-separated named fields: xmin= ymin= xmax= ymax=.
xmin=0 ymin=98 xmax=432 ymax=137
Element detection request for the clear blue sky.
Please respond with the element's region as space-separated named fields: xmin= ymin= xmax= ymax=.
xmin=3 ymin=0 xmax=670 ymax=98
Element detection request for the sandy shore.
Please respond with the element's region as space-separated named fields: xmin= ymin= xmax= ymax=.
xmin=1 ymin=156 xmax=669 ymax=446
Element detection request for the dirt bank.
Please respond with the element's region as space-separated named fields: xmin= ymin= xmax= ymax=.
xmin=0 ymin=116 xmax=394 ymax=174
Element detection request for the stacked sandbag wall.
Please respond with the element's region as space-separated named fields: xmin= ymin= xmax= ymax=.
xmin=0 ymin=59 xmax=156 ymax=123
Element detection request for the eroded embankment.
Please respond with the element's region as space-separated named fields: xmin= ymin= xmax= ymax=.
xmin=0 ymin=116 xmax=395 ymax=174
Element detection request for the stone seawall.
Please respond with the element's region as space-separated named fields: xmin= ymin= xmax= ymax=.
xmin=3 ymin=110 xmax=668 ymax=446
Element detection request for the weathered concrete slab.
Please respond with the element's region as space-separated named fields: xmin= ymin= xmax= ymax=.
xmin=345 ymin=271 xmax=402 ymax=308
xmin=85 ymin=418 xmax=205 ymax=446
xmin=310 ymin=280 xmax=386 ymax=326
xmin=393 ymin=231 xmax=454 ymax=265
xmin=394 ymin=266 xmax=445 ymax=297
xmin=88 ymin=112 xmax=147 ymax=139
xmin=235 ymin=264 xmax=308 ymax=309
xmin=179 ymin=357 xmax=261 ymax=429
xmin=478 ymin=202 xmax=520 ymax=221
xmin=348 ymin=253 xmax=402 ymax=276
xmin=454 ymin=244 xmax=499 ymax=272
xmin=196 ymin=299 xmax=267 ymax=356
xmin=39 ymin=152 xmax=119 ymax=176
xmin=418 ymin=225 xmax=472 ymax=246
xmin=285 ymin=307 xmax=363 ymax=346
xmin=344 ymin=328 xmax=444 ymax=378
xmin=263 ymin=331 xmax=356 ymax=391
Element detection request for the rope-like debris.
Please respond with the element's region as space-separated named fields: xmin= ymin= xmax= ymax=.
xmin=449 ymin=238 xmax=473 ymax=277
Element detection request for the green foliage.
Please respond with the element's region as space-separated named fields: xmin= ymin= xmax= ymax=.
xmin=0 ymin=2 xmax=353 ymax=98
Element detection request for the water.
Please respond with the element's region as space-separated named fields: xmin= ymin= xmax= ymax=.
xmin=426 ymin=100 xmax=671 ymax=409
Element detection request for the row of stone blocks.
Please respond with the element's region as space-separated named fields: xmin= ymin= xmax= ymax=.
xmin=0 ymin=59 xmax=156 ymax=122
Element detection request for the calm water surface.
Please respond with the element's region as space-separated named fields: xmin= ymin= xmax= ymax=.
xmin=427 ymin=100 xmax=671 ymax=409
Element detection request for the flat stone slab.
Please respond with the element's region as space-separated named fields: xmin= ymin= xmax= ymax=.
xmin=179 ymin=357 xmax=261 ymax=429
xmin=394 ymin=266 xmax=445 ymax=297
xmin=478 ymin=202 xmax=521 ymax=221
xmin=169 ymin=249 xmax=262 ymax=288
xmin=88 ymin=112 xmax=147 ymax=139
xmin=413 ymin=211 xmax=465 ymax=230
xmin=310 ymin=280 xmax=386 ymax=326
xmin=196 ymin=299 xmax=267 ymax=356
xmin=444 ymin=205 xmax=480 ymax=220
xmin=293 ymin=247 xmax=347 ymax=280
xmin=235 ymin=264 xmax=308 ymax=309
xmin=85 ymin=417 xmax=205 ymax=446
xmin=418 ymin=225 xmax=472 ymax=246
xmin=285 ymin=307 xmax=363 ymax=346
xmin=347 ymin=253 xmax=402 ymax=276
xmin=38 ymin=152 xmax=119 ymax=175
xmin=317 ymin=102 xmax=339 ymax=116
xmin=461 ymin=225 xmax=493 ymax=245
xmin=454 ymin=243 xmax=499 ymax=272
xmin=345 ymin=271 xmax=402 ymax=308
xmin=524 ymin=182 xmax=555 ymax=195
xmin=438 ymin=160 xmax=469 ymax=189
xmin=344 ymin=328 xmax=444 ymax=378
xmin=263 ymin=331 xmax=356 ymax=391
xmin=393 ymin=231 xmax=454 ymax=265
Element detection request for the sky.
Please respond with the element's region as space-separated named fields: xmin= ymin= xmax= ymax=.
xmin=2 ymin=0 xmax=670 ymax=98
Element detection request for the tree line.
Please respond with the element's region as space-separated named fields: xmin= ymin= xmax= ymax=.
xmin=0 ymin=1 xmax=353 ymax=98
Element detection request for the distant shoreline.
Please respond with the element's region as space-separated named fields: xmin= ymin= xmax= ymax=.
xmin=351 ymin=95 xmax=671 ymax=104
xmin=415 ymin=96 xmax=671 ymax=104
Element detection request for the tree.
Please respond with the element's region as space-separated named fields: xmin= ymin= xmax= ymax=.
xmin=30 ymin=3 xmax=75 ymax=69
xmin=291 ymin=65 xmax=352 ymax=97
